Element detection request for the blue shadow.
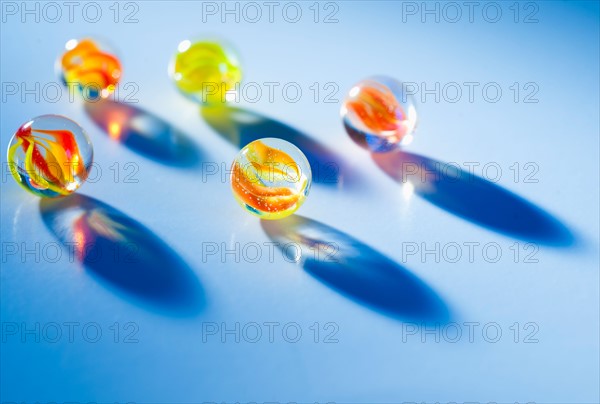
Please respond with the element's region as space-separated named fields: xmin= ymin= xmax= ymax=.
xmin=261 ymin=215 xmax=450 ymax=322
xmin=40 ymin=194 xmax=205 ymax=316
xmin=373 ymin=150 xmax=574 ymax=246
xmin=85 ymin=99 xmax=203 ymax=167
xmin=201 ymin=106 xmax=362 ymax=188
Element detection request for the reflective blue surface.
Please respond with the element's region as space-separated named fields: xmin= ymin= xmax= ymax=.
xmin=1 ymin=1 xmax=599 ymax=402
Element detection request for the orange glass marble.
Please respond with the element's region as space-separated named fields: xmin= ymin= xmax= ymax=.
xmin=341 ymin=76 xmax=417 ymax=152
xmin=60 ymin=38 xmax=122 ymax=100
xmin=7 ymin=115 xmax=93 ymax=198
xmin=231 ymin=138 xmax=311 ymax=220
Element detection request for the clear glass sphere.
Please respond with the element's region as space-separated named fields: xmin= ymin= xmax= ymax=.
xmin=231 ymin=138 xmax=311 ymax=220
xmin=341 ymin=76 xmax=417 ymax=152
xmin=7 ymin=114 xmax=94 ymax=198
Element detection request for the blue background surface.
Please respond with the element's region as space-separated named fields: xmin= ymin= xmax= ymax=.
xmin=1 ymin=1 xmax=599 ymax=402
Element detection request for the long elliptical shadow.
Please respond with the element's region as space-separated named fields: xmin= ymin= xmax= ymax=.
xmin=373 ymin=150 xmax=574 ymax=246
xmin=262 ymin=215 xmax=450 ymax=323
xmin=201 ymin=106 xmax=362 ymax=189
xmin=40 ymin=194 xmax=204 ymax=316
xmin=85 ymin=99 xmax=203 ymax=167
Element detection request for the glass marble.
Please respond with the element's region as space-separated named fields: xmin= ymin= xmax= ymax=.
xmin=7 ymin=115 xmax=94 ymax=198
xmin=169 ymin=38 xmax=242 ymax=105
xmin=59 ymin=38 xmax=122 ymax=100
xmin=231 ymin=138 xmax=311 ymax=220
xmin=341 ymin=76 xmax=417 ymax=153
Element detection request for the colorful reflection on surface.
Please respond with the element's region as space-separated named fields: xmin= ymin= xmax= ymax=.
xmin=40 ymin=195 xmax=204 ymax=315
